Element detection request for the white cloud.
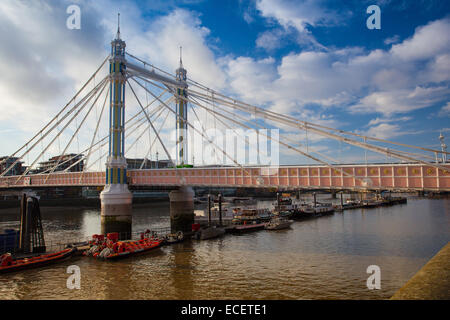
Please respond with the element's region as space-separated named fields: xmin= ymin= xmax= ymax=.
xmin=384 ymin=35 xmax=400 ymax=45
xmin=123 ymin=8 xmax=226 ymax=90
xmin=256 ymin=29 xmax=287 ymax=51
xmin=439 ymin=102 xmax=450 ymax=117
xmin=367 ymin=116 xmax=411 ymax=126
xmin=254 ymin=0 xmax=347 ymax=50
xmin=224 ymin=17 xmax=450 ymax=119
xmin=0 ymin=0 xmax=226 ymax=167
xmin=391 ymin=18 xmax=450 ymax=61
xmin=1 ymin=1 xmax=449 ymax=167
xmin=351 ymin=86 xmax=450 ymax=115
xmin=243 ymin=11 xmax=254 ymax=24
xmin=362 ymin=123 xmax=419 ymax=140
xmin=256 ymin=0 xmax=343 ymax=32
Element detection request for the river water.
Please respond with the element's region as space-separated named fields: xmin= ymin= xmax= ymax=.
xmin=0 ymin=194 xmax=449 ymax=300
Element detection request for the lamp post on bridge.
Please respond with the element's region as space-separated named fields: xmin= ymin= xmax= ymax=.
xmin=100 ymin=15 xmax=132 ymax=239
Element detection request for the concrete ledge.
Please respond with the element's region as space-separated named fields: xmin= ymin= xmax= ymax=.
xmin=391 ymin=242 xmax=450 ymax=300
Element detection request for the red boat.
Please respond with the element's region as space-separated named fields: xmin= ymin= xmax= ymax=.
xmin=84 ymin=232 xmax=162 ymax=260
xmin=0 ymin=248 xmax=76 ymax=274
xmin=102 ymin=238 xmax=162 ymax=260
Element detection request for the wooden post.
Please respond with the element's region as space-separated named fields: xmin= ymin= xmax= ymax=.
xmin=207 ymin=194 xmax=211 ymax=227
xmin=218 ymin=193 xmax=223 ymax=227
xmin=19 ymin=193 xmax=27 ymax=252
xmin=277 ymin=192 xmax=281 ymax=212
xmin=23 ymin=198 xmax=33 ymax=253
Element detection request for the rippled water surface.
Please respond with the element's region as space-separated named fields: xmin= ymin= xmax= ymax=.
xmin=0 ymin=195 xmax=449 ymax=300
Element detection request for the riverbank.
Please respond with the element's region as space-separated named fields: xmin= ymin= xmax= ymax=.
xmin=390 ymin=242 xmax=450 ymax=300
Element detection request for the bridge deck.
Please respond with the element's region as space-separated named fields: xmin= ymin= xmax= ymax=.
xmin=0 ymin=164 xmax=449 ymax=191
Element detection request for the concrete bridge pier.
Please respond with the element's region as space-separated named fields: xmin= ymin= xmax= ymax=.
xmin=100 ymin=184 xmax=132 ymax=239
xmin=169 ymin=186 xmax=195 ymax=233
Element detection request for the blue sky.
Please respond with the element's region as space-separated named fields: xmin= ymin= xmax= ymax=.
xmin=0 ymin=0 xmax=449 ymax=167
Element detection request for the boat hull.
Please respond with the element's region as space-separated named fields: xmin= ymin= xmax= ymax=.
xmin=103 ymin=240 xmax=162 ymax=260
xmin=265 ymin=221 xmax=293 ymax=230
xmin=230 ymin=223 xmax=266 ymax=233
xmin=198 ymin=227 xmax=226 ymax=240
xmin=0 ymin=248 xmax=76 ymax=274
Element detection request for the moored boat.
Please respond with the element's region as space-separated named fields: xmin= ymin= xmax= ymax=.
xmin=102 ymin=239 xmax=162 ymax=260
xmin=84 ymin=232 xmax=162 ymax=260
xmin=194 ymin=226 xmax=226 ymax=240
xmin=272 ymin=195 xmax=293 ymax=206
xmin=231 ymin=221 xmax=266 ymax=233
xmin=272 ymin=209 xmax=293 ymax=218
xmin=232 ymin=208 xmax=272 ymax=224
xmin=0 ymin=247 xmax=76 ymax=274
xmin=314 ymin=203 xmax=335 ymax=215
xmin=292 ymin=202 xmax=334 ymax=218
xmin=162 ymin=231 xmax=184 ymax=245
xmin=265 ymin=217 xmax=293 ymax=230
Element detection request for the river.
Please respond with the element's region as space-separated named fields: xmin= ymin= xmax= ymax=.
xmin=0 ymin=194 xmax=449 ymax=300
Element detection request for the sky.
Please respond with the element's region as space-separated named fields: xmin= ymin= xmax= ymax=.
xmin=0 ymin=0 xmax=449 ymax=168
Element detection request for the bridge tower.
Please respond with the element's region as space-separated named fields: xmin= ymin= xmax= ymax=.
xmin=175 ymin=47 xmax=188 ymax=166
xmin=169 ymin=48 xmax=194 ymax=233
xmin=439 ymin=132 xmax=447 ymax=163
xmin=100 ymin=15 xmax=132 ymax=239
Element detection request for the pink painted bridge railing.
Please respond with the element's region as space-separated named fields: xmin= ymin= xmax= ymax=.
xmin=0 ymin=164 xmax=450 ymax=191
xmin=0 ymin=164 xmax=449 ymax=191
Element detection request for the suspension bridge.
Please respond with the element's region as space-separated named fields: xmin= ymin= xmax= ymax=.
xmin=1 ymin=19 xmax=448 ymax=236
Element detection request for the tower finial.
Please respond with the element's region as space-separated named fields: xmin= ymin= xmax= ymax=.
xmin=116 ymin=13 xmax=121 ymax=39
xmin=179 ymin=46 xmax=183 ymax=67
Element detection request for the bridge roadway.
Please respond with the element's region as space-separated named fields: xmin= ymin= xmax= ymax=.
xmin=1 ymin=163 xmax=449 ymax=192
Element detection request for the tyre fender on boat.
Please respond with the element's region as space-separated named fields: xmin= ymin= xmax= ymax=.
xmin=117 ymin=242 xmax=126 ymax=253
xmin=99 ymin=247 xmax=113 ymax=259
xmin=1 ymin=253 xmax=12 ymax=266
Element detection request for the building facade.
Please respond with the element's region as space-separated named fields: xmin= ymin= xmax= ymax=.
xmin=0 ymin=157 xmax=24 ymax=176
xmin=35 ymin=154 xmax=84 ymax=173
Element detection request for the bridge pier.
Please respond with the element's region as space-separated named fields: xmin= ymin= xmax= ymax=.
xmin=100 ymin=184 xmax=132 ymax=239
xmin=169 ymin=186 xmax=194 ymax=234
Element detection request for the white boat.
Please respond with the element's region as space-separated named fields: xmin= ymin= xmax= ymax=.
xmin=296 ymin=203 xmax=334 ymax=216
xmin=265 ymin=217 xmax=294 ymax=230
xmin=194 ymin=207 xmax=234 ymax=224
xmin=313 ymin=203 xmax=335 ymax=215
xmin=232 ymin=207 xmax=272 ymax=223
xmin=163 ymin=231 xmax=184 ymax=244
